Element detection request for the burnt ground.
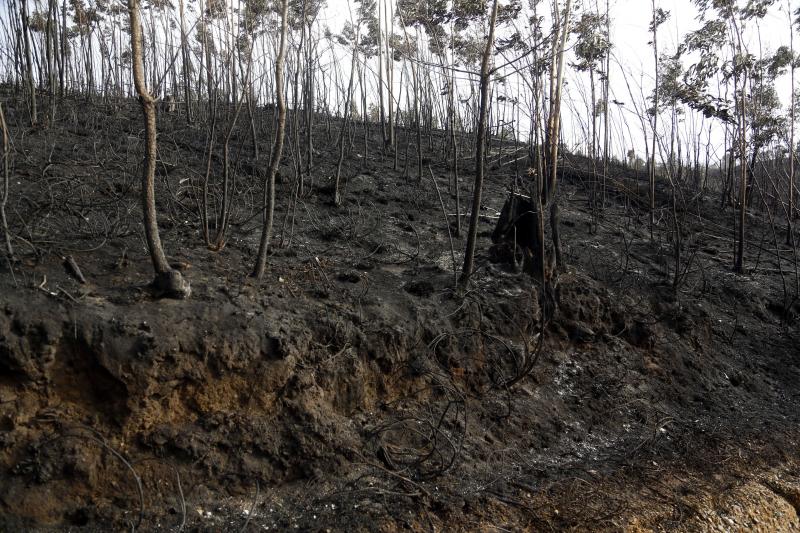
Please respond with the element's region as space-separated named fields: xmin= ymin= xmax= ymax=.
xmin=0 ymin=95 xmax=799 ymax=531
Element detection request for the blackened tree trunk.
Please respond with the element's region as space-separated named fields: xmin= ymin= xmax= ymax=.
xmin=128 ymin=0 xmax=190 ymax=298
xmin=649 ymin=0 xmax=659 ymax=241
xmin=459 ymin=0 xmax=499 ymax=288
xmin=545 ymin=0 xmax=572 ymax=270
xmin=0 ymin=103 xmax=13 ymax=264
xmin=789 ymin=0 xmax=796 ymax=243
xmin=21 ymin=0 xmax=37 ymax=124
xmin=252 ymin=0 xmax=290 ymax=279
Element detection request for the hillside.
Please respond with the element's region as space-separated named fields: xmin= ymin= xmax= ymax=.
xmin=0 ymin=96 xmax=798 ymax=531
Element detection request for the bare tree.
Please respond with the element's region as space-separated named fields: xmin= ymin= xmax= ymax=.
xmin=20 ymin=0 xmax=37 ymax=124
xmin=545 ymin=0 xmax=573 ymax=270
xmin=128 ymin=0 xmax=190 ymax=298
xmin=0 ymin=103 xmax=12 ymax=264
xmin=649 ymin=1 xmax=667 ymax=240
xmin=789 ymin=0 xmax=797 ymax=242
xmin=252 ymin=0 xmax=290 ymax=280
xmin=459 ymin=0 xmax=499 ymax=289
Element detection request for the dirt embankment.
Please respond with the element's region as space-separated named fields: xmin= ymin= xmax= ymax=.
xmin=1 ymin=257 xmax=798 ymax=531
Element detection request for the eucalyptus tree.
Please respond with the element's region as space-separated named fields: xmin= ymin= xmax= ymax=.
xmin=127 ymin=0 xmax=191 ymax=298
xmin=356 ymin=0 xmax=380 ymax=161
xmin=253 ymin=0 xmax=290 ymax=279
xmin=459 ymin=0 xmax=500 ymax=289
xmin=385 ymin=0 xmax=400 ymax=148
xmin=542 ymin=0 xmax=573 ymax=272
xmin=20 ymin=0 xmax=37 ymax=123
xmin=332 ymin=1 xmax=369 ymax=205
xmin=394 ymin=0 xmax=526 ymax=285
xmin=178 ymin=0 xmax=192 ymax=122
xmin=31 ymin=0 xmax=61 ymax=121
xmin=688 ymin=0 xmax=778 ymax=272
xmin=654 ymin=53 xmax=684 ymax=181
xmin=395 ymin=0 xmax=462 ymax=228
xmin=0 ymin=103 xmax=12 ymax=265
xmin=746 ymin=50 xmax=791 ymax=204
xmin=394 ymin=0 xmax=426 ymax=180
xmin=601 ymin=0 xmax=611 ymax=207
xmin=196 ymin=1 xmax=217 ymax=118
xmin=572 ymin=10 xmax=610 ymax=207
xmin=474 ymin=0 xmax=572 ymax=283
xmin=790 ymin=4 xmax=799 ymax=236
xmin=286 ymin=0 xmax=325 ymax=183
xmin=376 ymin=0 xmax=387 ymax=146
xmin=650 ymin=49 xmax=691 ymax=290
xmin=648 ymin=2 xmax=669 ymax=239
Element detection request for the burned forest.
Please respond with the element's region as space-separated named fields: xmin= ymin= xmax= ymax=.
xmin=0 ymin=0 xmax=799 ymax=530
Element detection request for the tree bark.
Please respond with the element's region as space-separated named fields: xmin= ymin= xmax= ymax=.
xmin=252 ymin=0 xmax=290 ymax=279
xmin=334 ymin=27 xmax=360 ymax=206
xmin=21 ymin=0 xmax=37 ymax=124
xmin=179 ymin=0 xmax=192 ymax=123
xmin=789 ymin=0 xmax=796 ymax=243
xmin=459 ymin=0 xmax=499 ymax=288
xmin=649 ymin=0 xmax=659 ymax=241
xmin=0 ymin=103 xmax=13 ymax=264
xmin=128 ymin=0 xmax=190 ymax=298
xmin=545 ymin=0 xmax=572 ymax=270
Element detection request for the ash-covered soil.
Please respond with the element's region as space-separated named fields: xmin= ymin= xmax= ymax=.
xmin=0 ymin=96 xmax=799 ymax=531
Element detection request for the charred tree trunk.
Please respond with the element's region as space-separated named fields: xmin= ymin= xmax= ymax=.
xmin=21 ymin=0 xmax=37 ymax=124
xmin=128 ymin=0 xmax=190 ymax=298
xmin=252 ymin=0 xmax=290 ymax=279
xmin=0 ymin=104 xmax=13 ymax=264
xmin=545 ymin=0 xmax=571 ymax=271
xmin=649 ymin=0 xmax=659 ymax=241
xmin=459 ymin=0 xmax=499 ymax=288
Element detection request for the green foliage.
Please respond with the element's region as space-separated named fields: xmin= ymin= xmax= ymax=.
xmin=653 ymin=54 xmax=683 ymax=110
xmin=395 ymin=1 xmax=521 ymax=66
xmin=748 ymin=83 xmax=785 ymax=150
xmin=649 ymin=7 xmax=669 ymax=33
xmin=289 ymin=0 xmax=325 ymax=29
xmin=573 ymin=12 xmax=610 ymax=72
xmin=240 ymin=0 xmax=272 ymax=34
xmin=69 ymin=0 xmax=101 ymax=35
xmin=681 ymin=19 xmax=727 ymax=91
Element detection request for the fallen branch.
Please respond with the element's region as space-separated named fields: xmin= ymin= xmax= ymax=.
xmin=63 ymin=255 xmax=87 ymax=284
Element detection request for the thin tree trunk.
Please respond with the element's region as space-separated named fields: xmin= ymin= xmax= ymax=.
xmin=602 ymin=0 xmax=610 ymax=209
xmin=732 ymin=13 xmax=747 ymax=273
xmin=385 ymin=0 xmax=394 ymax=148
xmin=545 ymin=0 xmax=572 ymax=270
xmin=377 ymin=0 xmax=387 ymax=147
xmin=46 ymin=0 xmax=56 ymax=124
xmin=60 ymin=0 xmax=66 ymax=96
xmin=252 ymin=0 xmax=290 ymax=279
xmin=334 ymin=29 xmax=360 ymax=206
xmin=128 ymin=0 xmax=190 ymax=297
xmin=0 ymin=103 xmax=13 ymax=263
xmin=179 ymin=0 xmax=191 ymax=123
xmin=649 ymin=0 xmax=659 ymax=241
xmin=21 ymin=0 xmax=37 ymax=124
xmin=459 ymin=0 xmax=499 ymax=288
xmin=789 ymin=0 xmax=796 ymax=242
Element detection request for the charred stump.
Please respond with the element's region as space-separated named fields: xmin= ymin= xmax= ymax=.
xmin=491 ymin=192 xmax=553 ymax=277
